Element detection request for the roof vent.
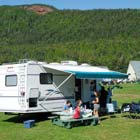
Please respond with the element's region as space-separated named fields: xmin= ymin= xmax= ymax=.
xmin=61 ymin=61 xmax=78 ymax=66
xmin=49 ymin=62 xmax=60 ymax=65
xmin=80 ymin=63 xmax=90 ymax=67
xmin=38 ymin=62 xmax=47 ymax=65
xmin=19 ymin=59 xmax=31 ymax=63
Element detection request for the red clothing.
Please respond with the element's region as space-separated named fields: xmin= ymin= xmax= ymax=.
xmin=73 ymin=107 xmax=81 ymax=119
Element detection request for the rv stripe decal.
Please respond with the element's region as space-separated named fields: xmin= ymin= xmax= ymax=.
xmin=39 ymin=96 xmax=74 ymax=101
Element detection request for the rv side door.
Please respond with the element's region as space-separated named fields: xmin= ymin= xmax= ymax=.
xmin=29 ymin=88 xmax=39 ymax=107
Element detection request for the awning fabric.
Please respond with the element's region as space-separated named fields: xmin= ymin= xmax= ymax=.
xmin=65 ymin=70 xmax=128 ymax=79
xmin=44 ymin=64 xmax=128 ymax=79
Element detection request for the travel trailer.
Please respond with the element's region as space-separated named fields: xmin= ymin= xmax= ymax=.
xmin=0 ymin=60 xmax=127 ymax=113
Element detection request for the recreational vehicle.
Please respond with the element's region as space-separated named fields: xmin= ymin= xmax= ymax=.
xmin=0 ymin=60 xmax=128 ymax=113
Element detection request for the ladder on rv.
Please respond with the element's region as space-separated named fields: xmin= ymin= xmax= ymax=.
xmin=18 ymin=65 xmax=26 ymax=108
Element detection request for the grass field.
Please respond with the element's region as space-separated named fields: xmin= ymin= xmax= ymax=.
xmin=113 ymin=83 xmax=140 ymax=106
xmin=0 ymin=83 xmax=140 ymax=140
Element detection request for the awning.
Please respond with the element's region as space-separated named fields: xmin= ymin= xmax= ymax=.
xmin=44 ymin=64 xmax=128 ymax=79
xmin=65 ymin=70 xmax=128 ymax=79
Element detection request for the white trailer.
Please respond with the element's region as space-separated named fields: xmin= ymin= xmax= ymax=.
xmin=0 ymin=60 xmax=75 ymax=113
xmin=0 ymin=60 xmax=128 ymax=113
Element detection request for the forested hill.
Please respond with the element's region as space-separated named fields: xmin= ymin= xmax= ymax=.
xmin=0 ymin=5 xmax=140 ymax=72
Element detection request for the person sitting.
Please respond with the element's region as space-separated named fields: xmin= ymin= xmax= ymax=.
xmin=63 ymin=100 xmax=71 ymax=112
xmin=73 ymin=100 xmax=82 ymax=119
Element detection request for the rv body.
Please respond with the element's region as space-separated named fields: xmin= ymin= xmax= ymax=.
xmin=0 ymin=60 xmax=126 ymax=114
xmin=0 ymin=61 xmax=75 ymax=113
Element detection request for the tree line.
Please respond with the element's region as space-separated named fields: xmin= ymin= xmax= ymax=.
xmin=0 ymin=5 xmax=140 ymax=72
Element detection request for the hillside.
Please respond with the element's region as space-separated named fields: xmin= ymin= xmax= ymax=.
xmin=23 ymin=5 xmax=55 ymax=15
xmin=0 ymin=5 xmax=140 ymax=72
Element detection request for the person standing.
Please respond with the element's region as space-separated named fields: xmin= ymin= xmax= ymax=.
xmin=107 ymin=87 xmax=113 ymax=103
xmin=90 ymin=81 xmax=96 ymax=108
xmin=99 ymin=86 xmax=108 ymax=108
xmin=92 ymin=90 xmax=100 ymax=122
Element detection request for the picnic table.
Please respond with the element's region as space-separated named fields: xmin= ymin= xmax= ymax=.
xmin=50 ymin=110 xmax=99 ymax=129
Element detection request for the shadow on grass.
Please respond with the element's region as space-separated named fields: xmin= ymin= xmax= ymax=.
xmin=3 ymin=112 xmax=121 ymax=125
xmin=3 ymin=112 xmax=53 ymax=123
xmin=100 ymin=114 xmax=117 ymax=122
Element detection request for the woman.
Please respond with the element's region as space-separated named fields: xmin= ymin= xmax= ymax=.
xmin=92 ymin=90 xmax=100 ymax=122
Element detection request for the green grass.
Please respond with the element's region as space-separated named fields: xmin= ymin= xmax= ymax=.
xmin=113 ymin=83 xmax=140 ymax=106
xmin=0 ymin=83 xmax=140 ymax=140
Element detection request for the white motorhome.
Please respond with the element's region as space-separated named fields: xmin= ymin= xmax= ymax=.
xmin=0 ymin=60 xmax=127 ymax=113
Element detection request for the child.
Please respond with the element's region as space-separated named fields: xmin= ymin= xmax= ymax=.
xmin=73 ymin=100 xmax=82 ymax=119
xmin=63 ymin=100 xmax=71 ymax=111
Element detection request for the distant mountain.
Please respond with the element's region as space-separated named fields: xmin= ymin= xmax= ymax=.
xmin=0 ymin=5 xmax=140 ymax=72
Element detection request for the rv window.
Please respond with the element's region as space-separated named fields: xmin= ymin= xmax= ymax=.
xmin=40 ymin=73 xmax=53 ymax=84
xmin=5 ymin=75 xmax=17 ymax=86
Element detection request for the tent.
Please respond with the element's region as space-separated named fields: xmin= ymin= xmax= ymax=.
xmin=127 ymin=61 xmax=140 ymax=81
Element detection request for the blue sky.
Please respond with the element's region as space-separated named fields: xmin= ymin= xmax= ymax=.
xmin=0 ymin=0 xmax=140 ymax=9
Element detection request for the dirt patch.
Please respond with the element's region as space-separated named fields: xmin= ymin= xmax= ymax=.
xmin=24 ymin=5 xmax=54 ymax=15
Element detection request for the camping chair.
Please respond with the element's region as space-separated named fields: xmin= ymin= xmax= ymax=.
xmin=121 ymin=103 xmax=131 ymax=113
xmin=106 ymin=103 xmax=117 ymax=118
xmin=128 ymin=103 xmax=140 ymax=119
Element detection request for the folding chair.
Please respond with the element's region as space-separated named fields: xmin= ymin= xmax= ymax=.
xmin=106 ymin=103 xmax=117 ymax=118
xmin=121 ymin=103 xmax=131 ymax=113
xmin=129 ymin=103 xmax=140 ymax=119
xmin=121 ymin=103 xmax=131 ymax=118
